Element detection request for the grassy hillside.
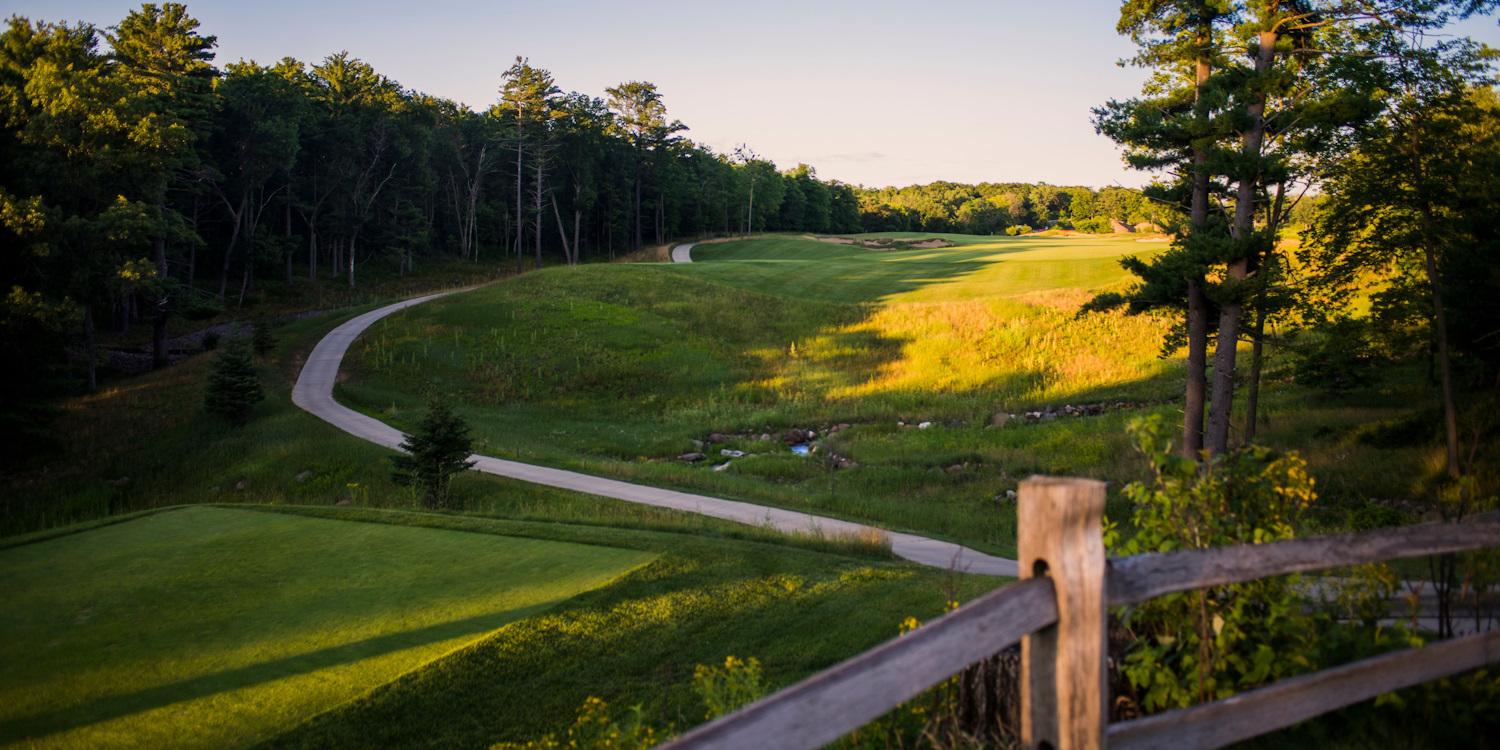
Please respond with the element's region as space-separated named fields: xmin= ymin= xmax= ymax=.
xmin=338 ymin=233 xmax=1465 ymax=553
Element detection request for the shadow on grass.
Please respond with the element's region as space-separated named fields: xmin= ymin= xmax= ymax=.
xmin=5 ymin=603 xmax=551 ymax=744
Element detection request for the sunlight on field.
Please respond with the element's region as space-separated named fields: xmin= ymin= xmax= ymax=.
xmin=0 ymin=507 xmax=653 ymax=749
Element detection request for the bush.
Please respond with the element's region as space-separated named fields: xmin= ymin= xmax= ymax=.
xmin=692 ymin=656 xmax=767 ymax=720
xmin=390 ymin=393 xmax=476 ymax=508
xmin=490 ymin=697 xmax=663 ymax=750
xmin=1109 ymin=416 xmax=1318 ymax=712
xmin=204 ymin=341 xmax=263 ymax=425
xmin=1004 ymin=224 xmax=1032 ymax=236
xmin=201 ymin=331 xmax=220 ymax=351
xmin=1290 ymin=317 xmax=1379 ymax=393
xmin=1072 ymin=216 xmax=1113 ymax=234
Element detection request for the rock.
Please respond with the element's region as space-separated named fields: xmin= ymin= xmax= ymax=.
xmin=234 ymin=479 xmax=248 ymax=491
xmin=707 ymin=433 xmax=729 ymax=444
xmin=918 ymin=421 xmax=932 ymax=429
xmin=989 ymin=412 xmax=1010 ymax=428
xmin=720 ymin=449 xmax=745 ymax=458
xmin=1007 ymin=489 xmax=1018 ymax=500
xmin=783 ymin=429 xmax=807 ymax=444
xmin=946 ymin=463 xmax=965 ymax=475
xmin=335 ymin=498 xmax=352 ymax=507
xmin=678 ymin=452 xmax=706 ymax=463
xmin=294 ymin=470 xmax=313 ymax=483
xmin=758 ymin=433 xmax=773 ymax=442
xmin=712 ymin=462 xmax=732 ymax=472
xmin=691 ymin=439 xmax=705 ymax=451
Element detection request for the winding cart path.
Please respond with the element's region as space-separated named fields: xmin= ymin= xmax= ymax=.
xmin=292 ymin=245 xmax=1017 ymax=576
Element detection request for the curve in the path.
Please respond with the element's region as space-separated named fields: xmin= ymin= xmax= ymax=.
xmin=292 ymin=255 xmax=1018 ymax=577
xmin=670 ymin=242 xmax=695 ymax=263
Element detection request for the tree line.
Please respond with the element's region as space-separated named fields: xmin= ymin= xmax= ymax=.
xmin=852 ymin=181 xmax=1171 ymax=234
xmin=1086 ymin=0 xmax=1499 ymax=483
xmin=0 ymin=2 xmax=869 ymax=444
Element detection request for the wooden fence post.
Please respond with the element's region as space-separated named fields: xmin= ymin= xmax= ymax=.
xmin=1019 ymin=476 xmax=1108 ymax=750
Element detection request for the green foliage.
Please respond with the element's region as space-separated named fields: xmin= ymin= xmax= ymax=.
xmin=692 ymin=655 xmax=767 ymax=720
xmin=490 ymin=697 xmax=664 ymax=750
xmin=390 ymin=392 xmax=476 ymax=508
xmin=1109 ymin=415 xmax=1319 ymax=711
xmin=203 ymin=340 xmax=263 ymax=424
xmin=1289 ymin=317 xmax=1380 ymax=393
xmin=1004 ymin=224 xmax=1031 ymax=236
xmin=251 ymin=318 xmax=276 ymax=357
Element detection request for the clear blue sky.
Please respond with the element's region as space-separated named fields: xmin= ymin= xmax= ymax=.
xmin=7 ymin=1 xmax=1499 ymax=188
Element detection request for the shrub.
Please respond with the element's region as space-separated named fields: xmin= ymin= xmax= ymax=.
xmin=1004 ymin=224 xmax=1032 ymax=236
xmin=391 ymin=393 xmax=476 ymax=509
xmin=692 ymin=656 xmax=767 ymax=719
xmin=490 ymin=697 xmax=662 ymax=750
xmin=201 ymin=330 xmax=220 ymax=351
xmin=1073 ymin=216 xmax=1113 ymax=234
xmin=203 ymin=341 xmax=263 ymax=425
xmin=1108 ymin=415 xmax=1318 ymax=711
xmin=1289 ymin=317 xmax=1379 ymax=393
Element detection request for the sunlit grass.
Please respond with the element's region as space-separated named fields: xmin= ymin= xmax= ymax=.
xmin=0 ymin=506 xmax=655 ymax=749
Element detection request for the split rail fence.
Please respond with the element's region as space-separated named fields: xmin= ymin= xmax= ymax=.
xmin=661 ymin=476 xmax=1500 ymax=750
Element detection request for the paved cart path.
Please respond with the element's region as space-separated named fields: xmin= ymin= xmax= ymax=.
xmin=292 ymin=251 xmax=1018 ymax=576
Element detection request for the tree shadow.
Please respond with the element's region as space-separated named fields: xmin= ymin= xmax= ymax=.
xmin=5 ymin=603 xmax=553 ymax=744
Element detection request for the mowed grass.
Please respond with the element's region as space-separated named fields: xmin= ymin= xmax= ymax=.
xmin=0 ymin=506 xmax=655 ymax=749
xmin=337 ymin=234 xmax=1179 ymax=555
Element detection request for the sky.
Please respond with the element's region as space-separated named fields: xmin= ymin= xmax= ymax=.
xmin=7 ymin=0 xmax=1500 ymax=189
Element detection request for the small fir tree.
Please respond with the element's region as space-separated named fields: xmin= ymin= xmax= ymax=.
xmin=204 ymin=340 xmax=263 ymax=425
xmin=250 ymin=319 xmax=276 ymax=357
xmin=391 ymin=394 xmax=476 ymax=508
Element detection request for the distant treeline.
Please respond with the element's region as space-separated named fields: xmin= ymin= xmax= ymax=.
xmin=852 ymin=182 xmax=1171 ymax=234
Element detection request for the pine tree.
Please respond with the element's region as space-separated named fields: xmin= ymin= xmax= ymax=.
xmin=204 ymin=340 xmax=263 ymax=425
xmin=251 ymin=319 xmax=276 ymax=357
xmin=391 ymin=394 xmax=476 ymax=509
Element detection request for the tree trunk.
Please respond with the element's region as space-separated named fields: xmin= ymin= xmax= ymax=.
xmin=551 ymin=194 xmax=573 ymax=265
xmin=1206 ymin=28 xmax=1275 ymax=455
xmin=1181 ymin=26 xmax=1212 ymax=460
xmin=1422 ymin=242 xmax=1461 ymax=478
xmin=348 ymin=229 xmax=359 ymax=288
xmin=633 ymin=162 xmax=643 ymax=250
xmin=515 ymin=137 xmax=525 ymax=273
xmin=83 ymin=306 xmax=97 ymax=392
xmin=534 ymin=153 xmax=544 ymax=268
xmin=217 ymin=199 xmax=245 ymax=300
xmin=1244 ymin=301 xmax=1268 ymax=443
xmin=285 ymin=198 xmax=294 ymax=283
xmin=150 ymin=230 xmax=169 ymax=370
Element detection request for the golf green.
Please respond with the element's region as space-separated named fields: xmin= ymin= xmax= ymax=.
xmin=0 ymin=506 xmax=654 ymax=748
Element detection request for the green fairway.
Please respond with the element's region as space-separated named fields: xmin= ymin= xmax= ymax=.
xmin=336 ymin=234 xmax=1180 ymax=555
xmin=0 ymin=506 xmax=654 ymax=749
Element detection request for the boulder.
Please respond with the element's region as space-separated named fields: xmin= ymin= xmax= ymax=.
xmin=720 ymin=449 xmax=745 ymax=458
xmin=295 ymin=470 xmax=313 ymax=483
xmin=234 ymin=478 xmax=248 ymax=491
xmin=712 ymin=462 xmax=732 ymax=472
xmin=707 ymin=433 xmax=729 ymax=444
xmin=917 ymin=421 xmax=933 ymax=429
xmin=678 ymin=452 xmax=706 ymax=463
xmin=989 ymin=412 xmax=1011 ymax=428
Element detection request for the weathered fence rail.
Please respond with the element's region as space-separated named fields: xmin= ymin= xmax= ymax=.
xmin=661 ymin=477 xmax=1500 ymax=750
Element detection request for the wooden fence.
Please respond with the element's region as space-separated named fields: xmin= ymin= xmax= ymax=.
xmin=661 ymin=476 xmax=1500 ymax=750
